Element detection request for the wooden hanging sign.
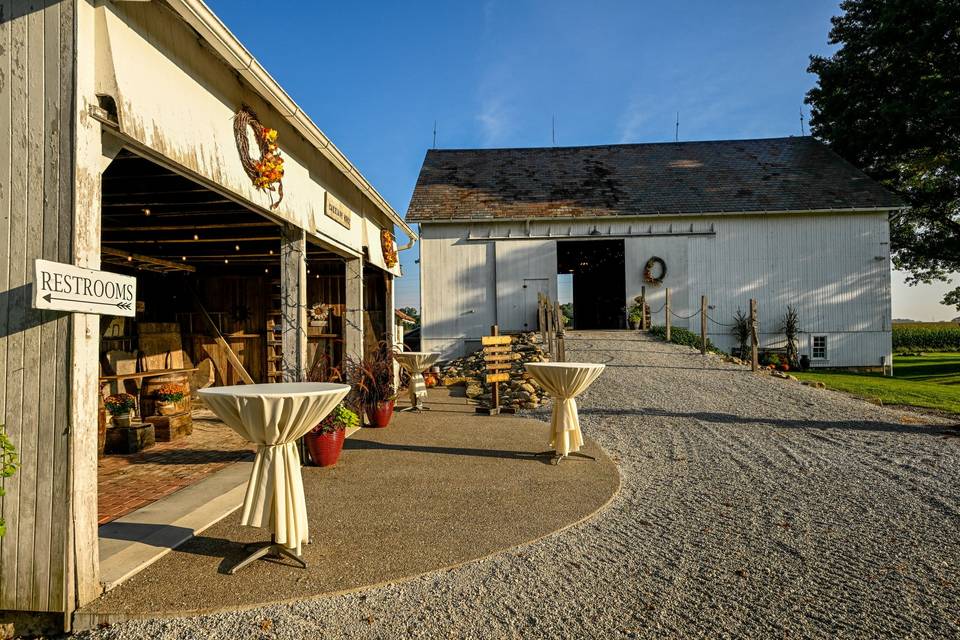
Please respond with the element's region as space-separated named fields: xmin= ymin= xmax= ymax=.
xmin=477 ymin=326 xmax=516 ymax=415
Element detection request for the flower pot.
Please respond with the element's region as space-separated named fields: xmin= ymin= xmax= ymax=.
xmin=365 ymin=400 xmax=395 ymax=428
xmin=111 ymin=412 xmax=133 ymax=428
xmin=305 ymin=429 xmax=345 ymax=467
xmin=157 ymin=401 xmax=178 ymax=416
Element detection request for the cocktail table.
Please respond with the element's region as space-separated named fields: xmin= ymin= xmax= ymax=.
xmin=524 ymin=362 xmax=605 ymax=464
xmin=393 ymin=351 xmax=440 ymax=411
xmin=198 ymin=382 xmax=350 ymax=573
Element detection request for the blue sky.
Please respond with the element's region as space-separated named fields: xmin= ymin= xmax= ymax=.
xmin=209 ymin=0 xmax=957 ymax=320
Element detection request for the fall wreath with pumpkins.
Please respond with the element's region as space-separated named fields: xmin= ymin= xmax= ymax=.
xmin=234 ymin=105 xmax=284 ymax=209
xmin=643 ymin=256 xmax=667 ymax=286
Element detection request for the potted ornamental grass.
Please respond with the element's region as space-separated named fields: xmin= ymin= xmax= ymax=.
xmin=155 ymin=383 xmax=186 ymax=416
xmin=105 ymin=393 xmax=136 ymax=428
xmin=344 ymin=343 xmax=397 ymax=428
xmin=305 ymin=403 xmax=360 ymax=467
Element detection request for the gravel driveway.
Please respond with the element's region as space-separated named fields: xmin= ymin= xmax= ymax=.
xmin=76 ymin=331 xmax=960 ymax=639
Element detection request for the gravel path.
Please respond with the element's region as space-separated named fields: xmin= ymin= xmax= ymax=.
xmin=75 ymin=332 xmax=960 ymax=639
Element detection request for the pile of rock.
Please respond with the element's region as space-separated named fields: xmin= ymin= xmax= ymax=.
xmin=439 ymin=332 xmax=549 ymax=410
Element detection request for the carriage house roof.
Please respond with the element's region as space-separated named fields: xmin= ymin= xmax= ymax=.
xmin=405 ymin=136 xmax=903 ymax=222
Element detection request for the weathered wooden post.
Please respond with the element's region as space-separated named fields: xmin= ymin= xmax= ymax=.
xmin=700 ymin=295 xmax=708 ymax=355
xmin=546 ymin=299 xmax=556 ymax=358
xmin=479 ymin=325 xmax=515 ymax=415
xmin=555 ymin=299 xmax=566 ymax=362
xmin=538 ymin=293 xmax=547 ymax=347
xmin=491 ymin=325 xmax=500 ymax=409
xmin=750 ymin=298 xmax=759 ymax=372
xmin=640 ymin=286 xmax=647 ymax=331
xmin=665 ymin=287 xmax=672 ymax=342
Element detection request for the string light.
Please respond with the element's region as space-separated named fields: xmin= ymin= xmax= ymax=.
xmin=224 ymin=259 xmax=229 ymax=264
xmin=193 ymin=234 xmax=199 ymax=240
xmin=235 ymin=244 xmax=240 ymax=251
xmin=142 ymin=208 xmax=151 ymax=216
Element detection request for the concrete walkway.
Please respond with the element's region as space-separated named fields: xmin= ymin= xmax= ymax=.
xmin=74 ymin=332 xmax=960 ymax=639
xmin=75 ymin=387 xmax=619 ymax=626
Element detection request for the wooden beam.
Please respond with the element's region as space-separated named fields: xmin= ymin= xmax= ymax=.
xmin=281 ymin=224 xmax=307 ymax=382
xmin=101 ymin=247 xmax=196 ymax=272
xmin=344 ymin=257 xmax=364 ymax=361
xmin=191 ymin=290 xmax=255 ymax=384
xmin=102 ymin=235 xmax=278 ymax=245
xmin=103 ymin=221 xmax=275 ymax=233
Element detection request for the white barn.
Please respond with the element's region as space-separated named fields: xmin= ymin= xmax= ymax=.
xmin=406 ymin=137 xmax=904 ymax=367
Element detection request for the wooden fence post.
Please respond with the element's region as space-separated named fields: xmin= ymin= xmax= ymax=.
xmin=750 ymin=298 xmax=759 ymax=372
xmin=665 ymin=288 xmax=671 ymax=342
xmin=554 ymin=300 xmax=565 ymax=362
xmin=538 ymin=293 xmax=547 ymax=348
xmin=700 ymin=295 xmax=707 ymax=355
xmin=491 ymin=325 xmax=500 ymax=409
xmin=640 ymin=286 xmax=647 ymax=331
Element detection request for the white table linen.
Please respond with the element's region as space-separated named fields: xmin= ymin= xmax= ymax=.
xmin=199 ymin=383 xmax=350 ymax=554
xmin=524 ymin=363 xmax=605 ymax=457
xmin=393 ymin=352 xmax=440 ymax=406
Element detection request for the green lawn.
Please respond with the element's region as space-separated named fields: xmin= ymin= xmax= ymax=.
xmin=793 ymin=352 xmax=960 ymax=415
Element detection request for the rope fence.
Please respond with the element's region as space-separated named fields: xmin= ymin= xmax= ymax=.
xmin=634 ymin=286 xmax=807 ymax=371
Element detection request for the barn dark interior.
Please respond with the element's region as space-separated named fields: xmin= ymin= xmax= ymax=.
xmin=557 ymin=240 xmax=626 ymax=330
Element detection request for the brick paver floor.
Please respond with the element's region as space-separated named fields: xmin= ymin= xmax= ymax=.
xmin=97 ymin=409 xmax=254 ymax=524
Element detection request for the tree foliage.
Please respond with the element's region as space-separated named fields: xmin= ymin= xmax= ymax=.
xmin=0 ymin=426 xmax=19 ymax=538
xmin=805 ymin=0 xmax=960 ymax=308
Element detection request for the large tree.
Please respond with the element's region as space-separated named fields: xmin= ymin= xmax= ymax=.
xmin=806 ymin=0 xmax=960 ymax=309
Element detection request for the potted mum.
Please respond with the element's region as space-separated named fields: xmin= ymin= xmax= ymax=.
xmin=105 ymin=393 xmax=136 ymax=428
xmin=155 ymin=383 xmax=186 ymax=416
xmin=305 ymin=403 xmax=359 ymax=467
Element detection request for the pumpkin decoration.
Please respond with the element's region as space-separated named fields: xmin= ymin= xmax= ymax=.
xmin=381 ymin=229 xmax=398 ymax=268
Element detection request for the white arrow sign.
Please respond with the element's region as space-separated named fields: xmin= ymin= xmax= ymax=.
xmin=33 ymin=259 xmax=137 ymax=317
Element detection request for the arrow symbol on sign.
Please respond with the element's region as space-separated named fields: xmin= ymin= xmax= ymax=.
xmin=42 ymin=293 xmax=132 ymax=310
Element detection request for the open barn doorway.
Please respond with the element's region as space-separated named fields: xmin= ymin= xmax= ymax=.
xmin=95 ymin=149 xmax=351 ymax=550
xmin=557 ymin=240 xmax=626 ymax=329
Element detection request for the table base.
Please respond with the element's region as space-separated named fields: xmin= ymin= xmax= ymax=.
xmin=534 ymin=450 xmax=597 ymax=465
xmin=230 ymin=541 xmax=306 ymax=575
xmin=399 ymin=403 xmax=430 ymax=412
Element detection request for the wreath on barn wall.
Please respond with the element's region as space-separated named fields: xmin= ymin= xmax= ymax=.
xmin=381 ymin=229 xmax=398 ymax=268
xmin=643 ymin=256 xmax=667 ymax=286
xmin=233 ymin=104 xmax=284 ymax=209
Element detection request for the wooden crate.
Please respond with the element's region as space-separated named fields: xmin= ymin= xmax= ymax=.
xmin=144 ymin=412 xmax=193 ymax=442
xmin=105 ymin=423 xmax=155 ymax=455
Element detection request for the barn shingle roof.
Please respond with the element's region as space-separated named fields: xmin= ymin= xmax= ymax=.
xmin=405 ymin=137 xmax=903 ymax=222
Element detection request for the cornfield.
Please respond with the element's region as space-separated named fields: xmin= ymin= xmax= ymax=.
xmin=892 ymin=323 xmax=960 ymax=351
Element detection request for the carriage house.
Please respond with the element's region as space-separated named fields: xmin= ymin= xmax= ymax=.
xmin=406 ymin=137 xmax=903 ymax=366
xmin=0 ymin=0 xmax=414 ymax=631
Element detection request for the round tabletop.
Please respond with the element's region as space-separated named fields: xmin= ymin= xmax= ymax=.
xmin=199 ymin=382 xmax=350 ymax=399
xmin=393 ymin=352 xmax=440 ymax=371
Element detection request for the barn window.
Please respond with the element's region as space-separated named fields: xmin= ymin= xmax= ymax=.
xmin=812 ymin=335 xmax=827 ymax=359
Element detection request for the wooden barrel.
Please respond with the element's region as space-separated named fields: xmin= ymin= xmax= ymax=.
xmin=141 ymin=372 xmax=190 ymax=417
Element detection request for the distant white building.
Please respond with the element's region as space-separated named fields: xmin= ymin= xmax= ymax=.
xmin=406 ymin=137 xmax=903 ymax=367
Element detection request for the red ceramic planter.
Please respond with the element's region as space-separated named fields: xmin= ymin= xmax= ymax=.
xmin=305 ymin=429 xmax=345 ymax=467
xmin=365 ymin=400 xmax=395 ymax=428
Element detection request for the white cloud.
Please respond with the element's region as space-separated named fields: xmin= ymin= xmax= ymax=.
xmin=477 ymin=94 xmax=512 ymax=146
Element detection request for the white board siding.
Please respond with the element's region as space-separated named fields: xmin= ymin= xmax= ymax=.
xmin=495 ymin=240 xmax=557 ymax=332
xmin=625 ymin=237 xmax=690 ymax=324
xmin=420 ymin=224 xmax=497 ymax=359
xmin=0 ymin=0 xmax=74 ymax=614
xmin=419 ymin=212 xmax=892 ymax=367
xmin=687 ymin=212 xmax=891 ymax=366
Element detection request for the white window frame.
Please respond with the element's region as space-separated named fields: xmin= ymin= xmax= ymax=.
xmin=811 ymin=335 xmax=828 ymax=360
